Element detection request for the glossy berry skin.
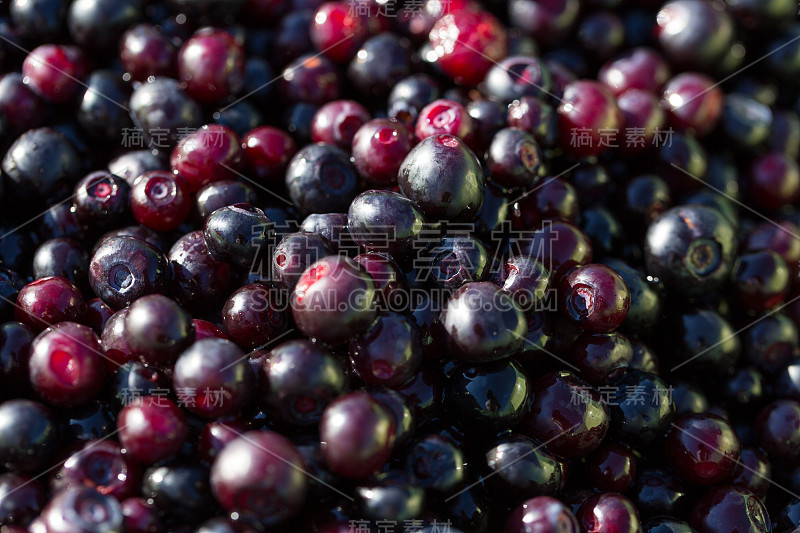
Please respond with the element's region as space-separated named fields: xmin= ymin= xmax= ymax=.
xmin=730 ymin=447 xmax=771 ymax=500
xmin=427 ymin=235 xmax=489 ymax=290
xmin=493 ymin=255 xmax=550 ymax=313
xmin=484 ymin=434 xmax=562 ymax=505
xmin=618 ymin=89 xmax=666 ymax=152
xmin=124 ymin=295 xmax=193 ymax=366
xmin=522 ymin=371 xmax=609 ymax=459
xmin=449 ymin=359 xmax=531 ymax=432
xmin=169 ymin=231 xmax=238 ymax=312
xmin=52 ymin=439 xmax=140 ymax=501
xmin=22 ymin=44 xmax=88 ymax=104
xmin=347 ymin=190 xmax=425 ymax=260
xmin=78 ymin=69 xmax=133 ymax=142
xmin=731 ymin=250 xmax=789 ymax=311
xmin=311 ymin=2 xmax=368 ymax=64
xmin=666 ymin=413 xmax=741 ymax=486
xmin=73 ymin=171 xmax=131 ymax=229
xmin=173 ymin=338 xmax=255 ymax=419
xmin=195 ymin=181 xmax=258 ymax=220
xmin=130 ymin=171 xmax=191 ymax=232
xmin=0 ymin=399 xmax=57 ymax=475
xmin=353 ymin=253 xmax=408 ymax=311
xmin=645 ymin=205 xmax=737 ymax=297
xmin=484 ymin=55 xmax=554 ymax=105
xmin=129 ymin=78 xmax=202 ymax=149
xmin=119 ymin=24 xmax=177 ymax=81
xmin=140 ymin=461 xmax=215 ymax=524
xmin=117 ymin=398 xmax=189 ymax=465
xmin=405 ymin=434 xmax=465 ymax=492
xmin=689 ymin=486 xmax=770 ymax=533
xmin=0 ymin=74 xmax=47 ymax=134
xmin=2 ymin=128 xmax=81 ymax=205
xmin=292 ymin=256 xmax=377 ymax=345
xmin=121 ymin=498 xmax=163 ymax=533
xmin=428 ymin=10 xmax=508 ymax=86
xmin=310 ymin=100 xmax=370 ymax=150
xmin=211 ymin=431 xmax=307 ymax=526
xmin=170 ymin=125 xmax=243 ymax=193
xmin=557 ymin=80 xmax=623 ymax=157
xmin=598 ymin=47 xmax=671 ymax=96
xmin=193 ymin=320 xmax=227 ymax=342
xmin=31 ymin=487 xmax=124 ymax=533
xmin=388 ymin=74 xmax=441 ymax=124
xmin=507 ymin=96 xmax=558 ymax=146
xmin=656 ymin=0 xmax=734 ymax=69
xmin=485 ymin=128 xmax=542 ymax=190
xmin=559 ymin=264 xmax=630 ymax=333
xmin=271 ymin=232 xmax=334 ymax=292
xmin=177 ymin=28 xmax=244 ymax=103
xmin=107 ymin=151 xmax=163 ymax=187
xmin=756 ymin=400 xmax=800 ymax=461
xmin=631 ymin=468 xmax=690 ymax=520
xmin=261 ymin=339 xmax=346 ymax=426
xmin=203 ymin=204 xmax=272 ymax=268
xmin=744 ymin=313 xmax=794 ymax=371
xmin=348 ymin=32 xmax=414 ymax=97
xmin=242 ymin=126 xmax=297 ymax=183
xmin=350 ymin=312 xmax=422 ymax=387
xmin=505 ymin=496 xmax=579 ymax=533
xmin=516 ymin=221 xmax=593 ymax=283
xmin=351 ymin=118 xmax=415 ymax=186
xmin=603 ymin=259 xmax=661 ymax=335
xmin=285 ymin=143 xmax=360 ymax=216
xmin=280 ymin=54 xmax=342 ymax=106
xmin=100 ymin=309 xmax=137 ymax=369
xmin=319 ymin=392 xmax=396 ymax=479
xmin=748 ymin=151 xmax=800 ymax=210
xmin=355 ymin=470 xmax=425 ymax=522
xmin=398 ymin=134 xmax=485 ymax=221
xmin=606 ymin=369 xmax=675 ymax=448
xmin=577 ymin=493 xmax=643 ymax=533
xmin=586 ymin=441 xmax=636 ymax=492
xmin=569 ymin=332 xmax=632 ymax=384
xmin=438 ymin=282 xmax=527 ymax=363
xmin=663 ymin=73 xmax=723 ymax=137
xmin=28 ymin=321 xmax=106 ymax=407
xmin=222 ymin=284 xmax=288 ymax=350
xmin=415 ymin=98 xmax=476 ymax=145
xmin=15 ymin=276 xmax=86 ymax=332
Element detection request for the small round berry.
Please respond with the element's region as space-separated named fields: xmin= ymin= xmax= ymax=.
xmin=559 ymin=264 xmax=630 ymax=333
xmin=117 ymin=398 xmax=189 ymax=464
xmin=28 ymin=322 xmax=106 ymax=407
xmin=319 ymin=392 xmax=396 ymax=479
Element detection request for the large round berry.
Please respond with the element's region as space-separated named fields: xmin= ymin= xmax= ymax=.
xmin=170 ymin=124 xmax=243 ymax=193
xmin=291 ymin=255 xmax=377 ymax=345
xmin=645 ymin=205 xmax=737 ymax=297
xmin=28 ymin=322 xmax=106 ymax=407
xmin=559 ymin=264 xmax=630 ymax=333
xmin=438 ymin=281 xmax=527 ymax=363
xmin=665 ymin=413 xmax=741 ymax=486
xmin=117 ymin=398 xmax=189 ymax=464
xmin=398 ymin=134 xmax=485 ymax=221
xmin=522 ymin=371 xmax=609 ymax=459
xmin=210 ymin=431 xmax=307 ymax=526
xmin=428 ymin=10 xmax=507 ymax=86
xmin=177 ymin=27 xmax=244 ymax=103
xmin=319 ymin=392 xmax=396 ymax=479
xmin=173 ymin=338 xmax=255 ymax=419
xmin=124 ymin=295 xmax=194 ymax=366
